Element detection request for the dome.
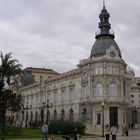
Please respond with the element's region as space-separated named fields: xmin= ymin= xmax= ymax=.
xmin=90 ymin=4 xmax=122 ymax=58
xmin=90 ymin=36 xmax=122 ymax=58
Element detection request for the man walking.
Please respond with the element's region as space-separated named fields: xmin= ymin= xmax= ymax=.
xmin=41 ymin=123 xmax=48 ymax=140
xmin=110 ymin=125 xmax=118 ymax=140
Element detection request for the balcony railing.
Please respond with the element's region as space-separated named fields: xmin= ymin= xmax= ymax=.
xmin=95 ymin=29 xmax=115 ymax=36
xmin=80 ymin=96 xmax=129 ymax=104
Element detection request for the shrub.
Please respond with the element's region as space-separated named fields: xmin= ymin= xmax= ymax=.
xmin=29 ymin=120 xmax=42 ymax=128
xmin=48 ymin=120 xmax=85 ymax=135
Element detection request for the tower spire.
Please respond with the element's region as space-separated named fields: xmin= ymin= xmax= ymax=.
xmin=95 ymin=2 xmax=114 ymax=39
xmin=103 ymin=0 xmax=105 ymax=9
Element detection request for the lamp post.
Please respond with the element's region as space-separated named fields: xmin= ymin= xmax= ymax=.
xmin=102 ymin=102 xmax=105 ymax=137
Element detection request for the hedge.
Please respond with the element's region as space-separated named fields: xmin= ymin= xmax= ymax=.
xmin=48 ymin=120 xmax=86 ymax=135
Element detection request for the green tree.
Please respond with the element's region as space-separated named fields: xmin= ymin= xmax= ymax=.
xmin=0 ymin=52 xmax=23 ymax=140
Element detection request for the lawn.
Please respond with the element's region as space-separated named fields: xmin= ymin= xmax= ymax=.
xmin=5 ymin=128 xmax=41 ymax=139
xmin=5 ymin=127 xmax=99 ymax=139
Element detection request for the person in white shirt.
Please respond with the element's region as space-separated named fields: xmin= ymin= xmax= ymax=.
xmin=41 ymin=123 xmax=48 ymax=140
xmin=110 ymin=125 xmax=118 ymax=140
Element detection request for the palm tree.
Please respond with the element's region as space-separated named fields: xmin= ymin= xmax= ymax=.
xmin=0 ymin=52 xmax=23 ymax=140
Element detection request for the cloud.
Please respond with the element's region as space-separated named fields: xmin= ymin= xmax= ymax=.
xmin=0 ymin=0 xmax=140 ymax=76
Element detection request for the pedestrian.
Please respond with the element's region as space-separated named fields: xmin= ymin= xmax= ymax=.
xmin=73 ymin=128 xmax=79 ymax=140
xmin=105 ymin=124 xmax=110 ymax=140
xmin=110 ymin=125 xmax=118 ymax=140
xmin=50 ymin=133 xmax=56 ymax=140
xmin=41 ymin=123 xmax=48 ymax=140
xmin=124 ymin=125 xmax=129 ymax=136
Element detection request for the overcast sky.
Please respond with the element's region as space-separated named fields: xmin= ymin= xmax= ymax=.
xmin=0 ymin=0 xmax=140 ymax=76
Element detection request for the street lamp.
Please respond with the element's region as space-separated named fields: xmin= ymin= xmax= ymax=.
xmin=102 ymin=102 xmax=105 ymax=137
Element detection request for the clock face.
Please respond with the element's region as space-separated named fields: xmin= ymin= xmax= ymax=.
xmin=110 ymin=51 xmax=115 ymax=57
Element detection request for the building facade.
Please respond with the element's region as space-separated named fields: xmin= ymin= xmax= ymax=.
xmin=16 ymin=5 xmax=140 ymax=132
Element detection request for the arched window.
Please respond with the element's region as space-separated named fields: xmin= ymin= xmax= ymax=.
xmin=82 ymin=85 xmax=89 ymax=97
xmin=82 ymin=107 xmax=87 ymax=123
xmin=69 ymin=109 xmax=74 ymax=121
xmin=109 ymin=83 xmax=117 ymax=96
xmin=25 ymin=111 xmax=28 ymax=127
xmin=54 ymin=110 xmax=57 ymax=120
xmin=22 ymin=111 xmax=24 ymax=121
xmin=30 ymin=111 xmax=33 ymax=122
xmin=35 ymin=111 xmax=38 ymax=121
xmin=47 ymin=110 xmax=50 ymax=122
xmin=40 ymin=110 xmax=44 ymax=123
xmin=96 ymin=82 xmax=103 ymax=96
xmin=61 ymin=109 xmax=65 ymax=121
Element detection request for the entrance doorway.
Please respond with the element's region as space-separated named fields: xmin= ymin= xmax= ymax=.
xmin=110 ymin=107 xmax=118 ymax=127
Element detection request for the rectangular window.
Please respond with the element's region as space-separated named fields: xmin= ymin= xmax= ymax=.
xmin=131 ymin=94 xmax=134 ymax=98
xmin=131 ymin=100 xmax=134 ymax=103
xmin=69 ymin=88 xmax=75 ymax=101
xmin=95 ymin=67 xmax=103 ymax=75
xmin=53 ymin=92 xmax=57 ymax=104
xmin=82 ymin=85 xmax=89 ymax=97
xmin=61 ymin=90 xmax=65 ymax=103
xmin=97 ymin=113 xmax=101 ymax=125
xmin=107 ymin=66 xmax=111 ymax=74
xmin=137 ymin=83 xmax=140 ymax=86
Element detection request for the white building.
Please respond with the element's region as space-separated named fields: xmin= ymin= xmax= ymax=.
xmin=16 ymin=4 xmax=140 ymax=132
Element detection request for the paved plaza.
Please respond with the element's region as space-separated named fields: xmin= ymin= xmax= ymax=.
xmin=10 ymin=129 xmax=140 ymax=140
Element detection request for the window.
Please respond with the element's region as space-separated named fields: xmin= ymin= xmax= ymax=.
xmin=107 ymin=66 xmax=111 ymax=74
xmin=40 ymin=75 xmax=43 ymax=81
xmin=131 ymin=100 xmax=134 ymax=103
xmin=82 ymin=85 xmax=89 ymax=97
xmin=109 ymin=83 xmax=117 ymax=96
xmin=131 ymin=94 xmax=134 ymax=98
xmin=82 ymin=108 xmax=87 ymax=123
xmin=53 ymin=92 xmax=58 ymax=104
xmin=61 ymin=90 xmax=65 ymax=103
xmin=22 ymin=111 xmax=24 ymax=121
xmin=97 ymin=113 xmax=101 ymax=125
xmin=35 ymin=111 xmax=38 ymax=121
xmin=96 ymin=82 xmax=103 ymax=96
xmin=61 ymin=109 xmax=65 ymax=120
xmin=53 ymin=110 xmax=57 ymax=120
xmin=69 ymin=88 xmax=75 ymax=101
xmin=95 ymin=66 xmax=103 ymax=75
xmin=30 ymin=111 xmax=33 ymax=122
xmin=69 ymin=109 xmax=74 ymax=121
xmin=137 ymin=83 xmax=140 ymax=86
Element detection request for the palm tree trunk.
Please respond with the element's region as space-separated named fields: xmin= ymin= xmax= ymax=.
xmin=0 ymin=104 xmax=6 ymax=140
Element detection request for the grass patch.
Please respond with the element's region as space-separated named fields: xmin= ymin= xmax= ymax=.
xmin=5 ymin=128 xmax=41 ymax=139
xmin=5 ymin=128 xmax=99 ymax=139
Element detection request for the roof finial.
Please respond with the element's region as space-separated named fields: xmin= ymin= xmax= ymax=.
xmin=103 ymin=0 xmax=105 ymax=9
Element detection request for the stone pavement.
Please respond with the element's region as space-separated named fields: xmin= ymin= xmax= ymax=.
xmin=10 ymin=129 xmax=140 ymax=140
